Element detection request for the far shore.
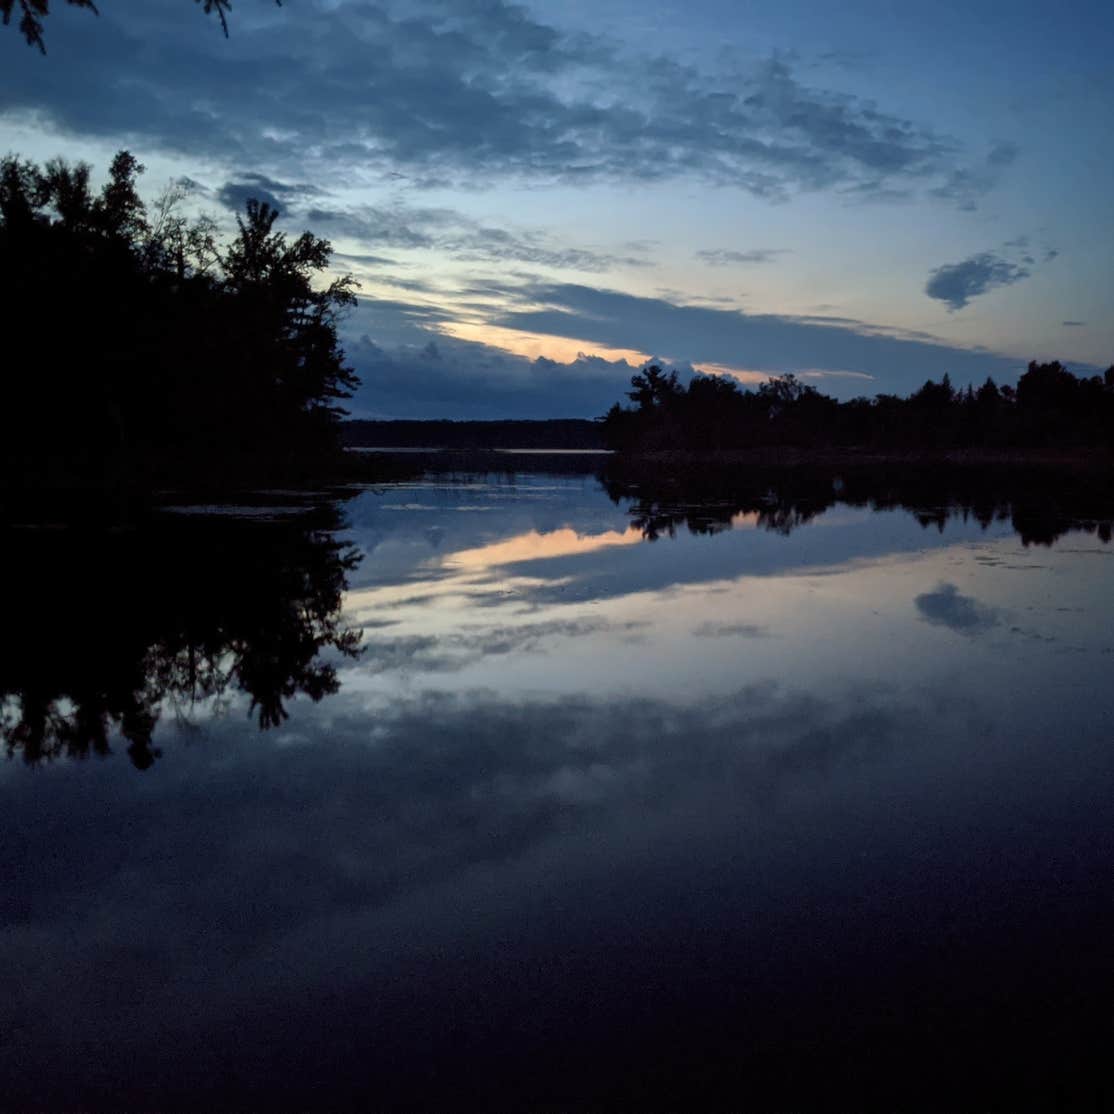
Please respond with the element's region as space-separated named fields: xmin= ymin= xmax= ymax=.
xmin=351 ymin=444 xmax=1114 ymax=476
xmin=4 ymin=446 xmax=1110 ymax=520
xmin=607 ymin=445 xmax=1114 ymax=469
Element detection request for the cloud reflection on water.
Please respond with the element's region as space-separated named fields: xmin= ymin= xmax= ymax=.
xmin=3 ymin=473 xmax=1114 ymax=1109
xmin=915 ymin=582 xmax=1002 ymax=635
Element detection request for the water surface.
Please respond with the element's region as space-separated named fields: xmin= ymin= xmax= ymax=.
xmin=2 ymin=470 xmax=1111 ymax=1110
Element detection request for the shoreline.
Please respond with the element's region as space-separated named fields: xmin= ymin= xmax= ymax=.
xmin=606 ymin=446 xmax=1114 ymax=470
xmin=5 ymin=446 xmax=1110 ymax=515
xmin=342 ymin=444 xmax=1114 ymax=478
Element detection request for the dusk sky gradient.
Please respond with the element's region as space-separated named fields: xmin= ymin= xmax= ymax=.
xmin=2 ymin=0 xmax=1111 ymax=417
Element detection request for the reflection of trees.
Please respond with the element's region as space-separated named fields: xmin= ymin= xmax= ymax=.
xmin=601 ymin=461 xmax=1114 ymax=547
xmin=603 ymin=466 xmax=831 ymax=541
xmin=0 ymin=502 xmax=361 ymax=769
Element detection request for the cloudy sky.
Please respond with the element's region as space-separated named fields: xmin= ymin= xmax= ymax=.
xmin=2 ymin=0 xmax=1111 ymax=416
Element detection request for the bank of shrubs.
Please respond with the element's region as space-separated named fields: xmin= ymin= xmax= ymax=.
xmin=602 ymin=363 xmax=1114 ymax=453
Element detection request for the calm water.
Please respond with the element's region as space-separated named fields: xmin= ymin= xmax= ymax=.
xmin=2 ymin=470 xmax=1112 ymax=1110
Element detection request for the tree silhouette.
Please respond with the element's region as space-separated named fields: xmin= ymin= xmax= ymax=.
xmin=221 ymin=198 xmax=358 ymax=435
xmin=601 ymin=362 xmax=1114 ymax=454
xmin=2 ymin=0 xmax=281 ymax=52
xmin=627 ymin=365 xmax=683 ymax=410
xmin=1 ymin=150 xmax=358 ymax=489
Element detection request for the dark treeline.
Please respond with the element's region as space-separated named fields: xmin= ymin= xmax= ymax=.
xmin=343 ymin=418 xmax=606 ymax=450
xmin=601 ymin=457 xmax=1114 ymax=548
xmin=602 ymin=364 xmax=1114 ymax=453
xmin=1 ymin=151 xmax=357 ymax=491
xmin=0 ymin=497 xmax=361 ymax=769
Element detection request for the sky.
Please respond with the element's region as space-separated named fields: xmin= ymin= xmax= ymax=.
xmin=1 ymin=0 xmax=1112 ymax=417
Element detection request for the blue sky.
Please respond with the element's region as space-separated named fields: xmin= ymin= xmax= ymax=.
xmin=2 ymin=0 xmax=1111 ymax=416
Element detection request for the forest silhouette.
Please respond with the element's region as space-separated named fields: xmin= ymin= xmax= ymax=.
xmin=602 ymin=364 xmax=1114 ymax=453
xmin=0 ymin=150 xmax=357 ymax=494
xmin=0 ymin=499 xmax=361 ymax=769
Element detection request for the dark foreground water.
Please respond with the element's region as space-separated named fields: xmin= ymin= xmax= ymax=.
xmin=2 ymin=470 xmax=1112 ymax=1111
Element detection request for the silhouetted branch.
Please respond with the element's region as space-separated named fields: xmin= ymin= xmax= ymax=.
xmin=1 ymin=0 xmax=282 ymax=52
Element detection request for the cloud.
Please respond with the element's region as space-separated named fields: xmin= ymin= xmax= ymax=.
xmin=692 ymin=622 xmax=771 ymax=638
xmin=216 ymin=172 xmax=319 ymax=216
xmin=305 ymin=204 xmax=442 ymax=249
xmin=915 ymin=582 xmax=1000 ymax=634
xmin=478 ymin=281 xmax=1030 ymax=396
xmin=923 ymin=230 xmax=1061 ymax=311
xmin=450 ymin=225 xmax=652 ymax=272
xmin=174 ymin=175 xmax=209 ymax=195
xmin=696 ymin=249 xmax=789 ymax=266
xmin=986 ymin=141 xmax=1020 ymax=168
xmin=338 ymin=268 xmax=1104 ymax=416
xmin=304 ymin=201 xmax=649 ymax=272
xmin=0 ymin=0 xmax=1002 ymax=205
xmin=344 ymin=328 xmax=651 ymax=419
xmin=924 ymin=252 xmax=1031 ymax=311
xmin=798 ymin=369 xmax=875 ymax=382
xmin=929 ymin=142 xmax=1019 ymax=210
xmin=333 ymin=250 xmax=401 ymax=268
xmin=341 ymin=272 xmax=1027 ymax=419
xmin=218 ymin=180 xmax=283 ymax=214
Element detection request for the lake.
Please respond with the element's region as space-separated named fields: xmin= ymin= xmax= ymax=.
xmin=2 ymin=466 xmax=1112 ymax=1111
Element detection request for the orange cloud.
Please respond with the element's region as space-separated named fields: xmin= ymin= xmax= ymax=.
xmin=440 ymin=321 xmax=653 ymax=367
